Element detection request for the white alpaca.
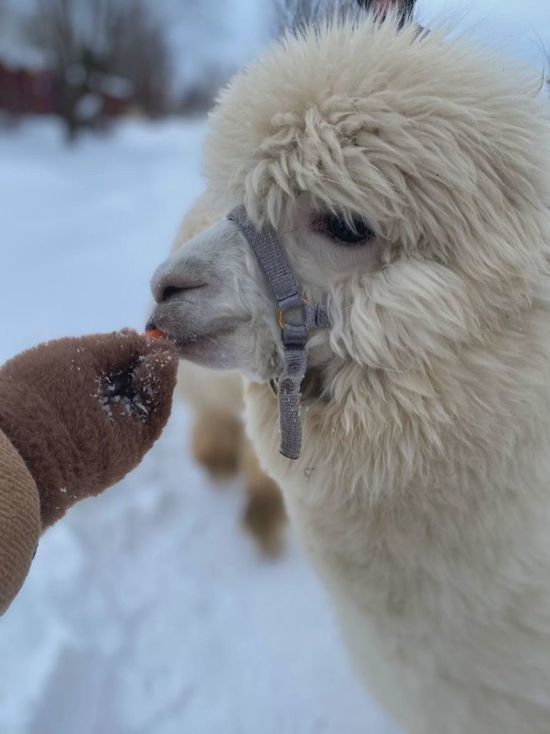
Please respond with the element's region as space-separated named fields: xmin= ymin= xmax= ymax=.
xmin=150 ymin=16 xmax=550 ymax=734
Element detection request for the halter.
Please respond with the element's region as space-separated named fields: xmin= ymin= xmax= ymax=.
xmin=228 ymin=205 xmax=330 ymax=460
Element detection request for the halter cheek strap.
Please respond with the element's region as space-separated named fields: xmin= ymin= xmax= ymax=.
xmin=228 ymin=205 xmax=329 ymax=460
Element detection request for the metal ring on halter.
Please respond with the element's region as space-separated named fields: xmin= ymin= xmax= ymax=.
xmin=277 ymin=296 xmax=309 ymax=330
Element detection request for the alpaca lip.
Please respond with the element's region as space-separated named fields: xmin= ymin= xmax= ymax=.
xmin=175 ymin=327 xmax=235 ymax=351
xmin=152 ymin=322 xmax=237 ymax=358
xmin=145 ymin=319 xmax=177 ymax=346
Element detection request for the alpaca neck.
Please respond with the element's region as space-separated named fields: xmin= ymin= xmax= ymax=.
xmin=294 ymin=307 xmax=550 ymax=557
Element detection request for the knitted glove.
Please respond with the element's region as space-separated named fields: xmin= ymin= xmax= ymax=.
xmin=0 ymin=330 xmax=177 ymax=528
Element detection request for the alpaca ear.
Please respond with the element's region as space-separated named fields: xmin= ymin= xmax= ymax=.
xmin=356 ymin=0 xmax=416 ymax=26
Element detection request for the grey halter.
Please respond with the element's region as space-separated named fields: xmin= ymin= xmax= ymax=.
xmin=228 ymin=205 xmax=330 ymax=460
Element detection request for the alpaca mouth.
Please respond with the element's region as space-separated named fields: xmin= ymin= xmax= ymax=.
xmin=173 ymin=326 xmax=237 ymax=354
xmin=145 ymin=318 xmax=236 ymax=358
xmin=176 ymin=328 xmax=237 ymax=358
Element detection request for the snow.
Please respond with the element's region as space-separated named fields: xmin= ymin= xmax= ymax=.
xmin=0 ymin=118 xmax=397 ymax=734
xmin=417 ymin=0 xmax=550 ymax=68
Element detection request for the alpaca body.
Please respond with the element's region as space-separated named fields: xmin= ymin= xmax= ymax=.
xmin=149 ymin=15 xmax=550 ymax=731
xmin=244 ymin=308 xmax=550 ymax=732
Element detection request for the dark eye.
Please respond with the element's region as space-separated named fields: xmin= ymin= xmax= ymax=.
xmin=323 ymin=215 xmax=376 ymax=245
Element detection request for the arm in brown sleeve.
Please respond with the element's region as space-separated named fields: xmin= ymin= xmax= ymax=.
xmin=0 ymin=331 xmax=177 ymax=614
xmin=0 ymin=429 xmax=41 ymax=614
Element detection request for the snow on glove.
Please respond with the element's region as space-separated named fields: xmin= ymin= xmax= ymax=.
xmin=0 ymin=330 xmax=178 ymax=528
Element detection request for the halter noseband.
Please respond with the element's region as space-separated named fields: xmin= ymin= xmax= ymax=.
xmin=228 ymin=205 xmax=330 ymax=460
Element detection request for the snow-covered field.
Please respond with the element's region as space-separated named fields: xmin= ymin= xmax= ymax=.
xmin=0 ymin=118 xmax=399 ymax=734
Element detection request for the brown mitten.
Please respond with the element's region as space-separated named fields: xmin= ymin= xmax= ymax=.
xmin=0 ymin=330 xmax=177 ymax=528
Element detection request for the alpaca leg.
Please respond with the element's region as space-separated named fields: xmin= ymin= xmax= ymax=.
xmin=241 ymin=438 xmax=286 ymax=556
xmin=191 ymin=410 xmax=243 ymax=479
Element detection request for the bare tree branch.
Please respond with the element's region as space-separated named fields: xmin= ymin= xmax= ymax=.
xmin=25 ymin=0 xmax=171 ymax=140
xmin=273 ymin=0 xmax=417 ymax=35
xmin=356 ymin=0 xmax=416 ymax=24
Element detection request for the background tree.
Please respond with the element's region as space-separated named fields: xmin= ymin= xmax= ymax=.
xmin=25 ymin=0 xmax=171 ymax=140
xmin=273 ymin=0 xmax=417 ymax=34
xmin=356 ymin=0 xmax=416 ymax=22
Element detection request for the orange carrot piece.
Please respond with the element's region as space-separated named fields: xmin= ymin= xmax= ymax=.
xmin=145 ymin=328 xmax=166 ymax=340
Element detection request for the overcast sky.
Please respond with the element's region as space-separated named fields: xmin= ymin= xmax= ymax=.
xmin=416 ymin=0 xmax=550 ymax=69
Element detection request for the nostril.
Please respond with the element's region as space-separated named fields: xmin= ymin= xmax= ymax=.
xmin=151 ymin=260 xmax=208 ymax=303
xmin=161 ymin=285 xmax=183 ymax=302
xmin=158 ymin=282 xmax=207 ymax=303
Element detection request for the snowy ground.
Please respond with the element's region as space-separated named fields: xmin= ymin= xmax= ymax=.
xmin=0 ymin=118 xmax=399 ymax=734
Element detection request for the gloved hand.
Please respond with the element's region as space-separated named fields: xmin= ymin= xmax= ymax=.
xmin=0 ymin=330 xmax=177 ymax=528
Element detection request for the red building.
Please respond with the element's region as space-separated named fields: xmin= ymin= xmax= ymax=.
xmin=0 ymin=61 xmax=55 ymax=115
xmin=0 ymin=60 xmax=131 ymax=119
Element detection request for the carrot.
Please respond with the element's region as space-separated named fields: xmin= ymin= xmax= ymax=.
xmin=145 ymin=328 xmax=166 ymax=340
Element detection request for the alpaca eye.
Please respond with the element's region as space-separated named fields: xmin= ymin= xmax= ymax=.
xmin=323 ymin=215 xmax=376 ymax=245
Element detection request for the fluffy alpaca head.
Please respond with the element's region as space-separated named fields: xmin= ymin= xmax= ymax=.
xmin=150 ymin=15 xmax=550 ymax=491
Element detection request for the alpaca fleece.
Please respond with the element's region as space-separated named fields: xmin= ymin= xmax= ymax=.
xmin=201 ymin=16 xmax=550 ymax=734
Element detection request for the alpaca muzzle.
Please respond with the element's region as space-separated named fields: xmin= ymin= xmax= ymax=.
xmin=228 ymin=206 xmax=330 ymax=460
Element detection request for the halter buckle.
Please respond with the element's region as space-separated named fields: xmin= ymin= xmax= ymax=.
xmin=277 ymin=295 xmax=309 ymax=330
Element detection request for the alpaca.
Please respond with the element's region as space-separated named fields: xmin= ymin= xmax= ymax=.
xmin=149 ymin=14 xmax=550 ymax=734
xmin=171 ymin=194 xmax=286 ymax=556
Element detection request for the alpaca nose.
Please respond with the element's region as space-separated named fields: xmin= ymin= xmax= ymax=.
xmin=151 ymin=262 xmax=207 ymax=304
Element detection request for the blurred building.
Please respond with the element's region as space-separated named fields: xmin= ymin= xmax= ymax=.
xmin=0 ymin=0 xmax=269 ymax=123
xmin=0 ymin=63 xmax=53 ymax=115
xmin=0 ymin=4 xmax=133 ymax=121
xmin=0 ymin=1 xmax=50 ymax=115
